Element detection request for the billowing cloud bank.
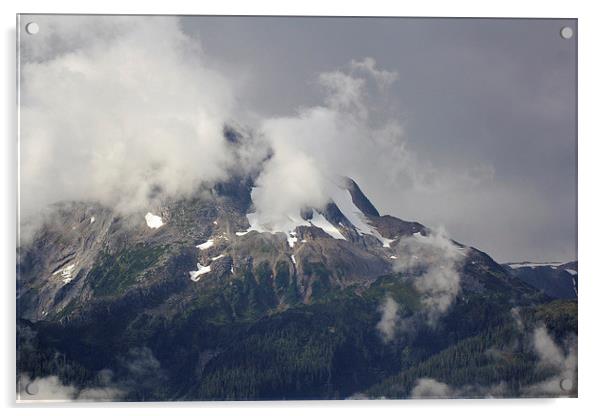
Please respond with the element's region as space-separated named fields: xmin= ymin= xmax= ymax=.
xmin=20 ymin=17 xmax=411 ymax=226
xmin=18 ymin=15 xmax=576 ymax=263
xmin=20 ymin=16 xmax=497 ymax=249
xmin=408 ymin=323 xmax=577 ymax=399
xmin=20 ymin=16 xmax=244 ymax=217
xmin=251 ymin=57 xmax=411 ymax=228
xmin=375 ymin=229 xmax=465 ymax=342
xmin=20 ymin=16 xmax=447 ymax=238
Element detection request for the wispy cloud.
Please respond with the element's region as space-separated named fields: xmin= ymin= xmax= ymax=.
xmin=20 ymin=16 xmax=499 ymax=251
xmin=17 ymin=346 xmax=169 ymax=402
xmin=20 ymin=17 xmax=264 ymax=228
xmin=393 ymin=228 xmax=466 ymax=326
xmin=249 ymin=58 xmax=409 ymax=228
xmin=19 ymin=16 xmax=570 ymax=263
xmin=17 ymin=373 xmax=124 ymax=402
xmin=374 ymin=229 xmax=465 ymax=342
xmin=522 ymin=325 xmax=577 ymax=397
xmin=376 ymin=296 xmax=400 ymax=342
xmin=350 ymin=57 xmax=399 ymax=91
xmin=411 ymin=377 xmax=507 ymax=399
xmin=408 ymin=322 xmax=577 ymax=399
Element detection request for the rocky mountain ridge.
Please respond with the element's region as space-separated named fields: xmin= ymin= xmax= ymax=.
xmin=17 ymin=160 xmax=576 ymax=400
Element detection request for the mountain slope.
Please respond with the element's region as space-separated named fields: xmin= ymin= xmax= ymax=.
xmin=504 ymin=261 xmax=578 ymax=299
xmin=17 ymin=169 xmax=575 ymax=400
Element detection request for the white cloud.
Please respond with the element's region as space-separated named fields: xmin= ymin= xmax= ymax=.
xmin=17 ymin=373 xmax=124 ymax=402
xmin=411 ymin=377 xmax=507 ymax=399
xmin=250 ymin=59 xmax=410 ymax=228
xmin=17 ymin=374 xmax=76 ymax=401
xmin=19 ymin=16 xmax=252 ymax=225
xmin=19 ymin=16 xmax=500 ymax=260
xmin=77 ymin=386 xmax=125 ymax=401
xmin=20 ymin=18 xmax=417 ymax=249
xmin=249 ymin=140 xmax=330 ymax=229
xmin=350 ymin=57 xmax=399 ymax=90
xmin=376 ymin=296 xmax=400 ymax=342
xmin=249 ymin=57 xmax=495 ymax=240
xmin=393 ymin=228 xmax=465 ymax=325
xmin=523 ymin=325 xmax=577 ymax=397
xmin=533 ymin=326 xmax=566 ymax=369
xmin=410 ymin=378 xmax=451 ymax=399
xmin=511 ymin=307 xmax=524 ymax=331
xmin=406 ymin=327 xmax=578 ymax=399
xmin=318 ymin=70 xmax=367 ymax=117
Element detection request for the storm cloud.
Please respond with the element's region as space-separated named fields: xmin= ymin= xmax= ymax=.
xmin=182 ymin=16 xmax=577 ymax=263
xmin=19 ymin=15 xmax=576 ymax=263
xmin=19 ymin=16 xmax=244 ymax=217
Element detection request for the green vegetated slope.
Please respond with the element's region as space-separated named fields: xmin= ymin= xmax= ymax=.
xmin=18 ymin=258 xmax=577 ymax=400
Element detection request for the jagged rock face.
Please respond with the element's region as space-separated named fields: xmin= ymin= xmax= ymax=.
xmin=17 ymin=173 xmax=574 ymax=401
xmin=344 ymin=177 xmax=380 ymax=217
xmin=17 ymin=175 xmax=534 ymax=325
xmin=504 ymin=261 xmax=578 ymax=299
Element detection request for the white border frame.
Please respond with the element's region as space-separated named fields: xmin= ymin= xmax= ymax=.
xmin=3 ymin=1 xmax=600 ymax=415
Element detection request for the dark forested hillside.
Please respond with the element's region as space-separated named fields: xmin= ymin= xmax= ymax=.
xmin=16 ymin=175 xmax=577 ymax=401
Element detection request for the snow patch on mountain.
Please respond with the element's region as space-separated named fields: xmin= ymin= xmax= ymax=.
xmin=246 ymin=211 xmax=309 ymax=235
xmin=189 ymin=263 xmax=211 ymax=281
xmin=287 ymin=231 xmax=298 ymax=248
xmin=196 ymin=239 xmax=214 ymax=250
xmin=245 ymin=207 xmax=346 ymax=242
xmin=381 ymin=237 xmax=395 ymax=248
xmin=331 ymin=186 xmax=393 ymax=247
xmin=506 ymin=261 xmax=563 ymax=270
xmin=331 ymin=186 xmax=372 ymax=233
xmin=144 ymin=213 xmax=164 ymax=229
xmin=308 ymin=210 xmax=346 ymax=240
xmin=52 ymin=264 xmax=76 ymax=284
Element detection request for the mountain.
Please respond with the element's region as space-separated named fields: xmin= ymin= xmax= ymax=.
xmin=504 ymin=261 xmax=578 ymax=299
xmin=16 ymin=157 xmax=577 ymax=400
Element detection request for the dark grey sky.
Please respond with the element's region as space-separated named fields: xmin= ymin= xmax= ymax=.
xmin=181 ymin=17 xmax=577 ymax=263
xmin=20 ymin=15 xmax=576 ymax=263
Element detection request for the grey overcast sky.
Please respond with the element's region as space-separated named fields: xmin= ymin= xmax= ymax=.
xmin=20 ymin=15 xmax=576 ymax=263
xmin=180 ymin=16 xmax=577 ymax=263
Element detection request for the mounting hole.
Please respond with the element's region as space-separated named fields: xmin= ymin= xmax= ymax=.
xmin=559 ymin=378 xmax=573 ymax=392
xmin=25 ymin=22 xmax=39 ymax=35
xmin=560 ymin=26 xmax=573 ymax=40
xmin=25 ymin=382 xmax=39 ymax=395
